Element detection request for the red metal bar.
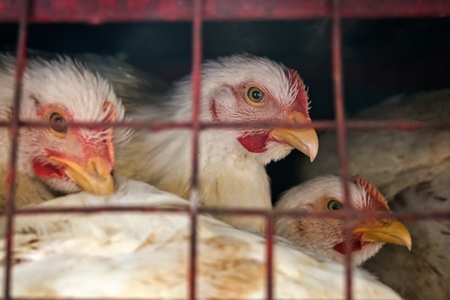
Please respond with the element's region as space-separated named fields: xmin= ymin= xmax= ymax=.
xmin=331 ymin=1 xmax=355 ymax=299
xmin=3 ymin=0 xmax=30 ymax=299
xmin=7 ymin=205 xmax=450 ymax=221
xmin=265 ymin=212 xmax=274 ymax=300
xmin=188 ymin=0 xmax=203 ymax=298
xmin=0 ymin=119 xmax=449 ymax=133
xmin=1 ymin=0 xmax=450 ymax=23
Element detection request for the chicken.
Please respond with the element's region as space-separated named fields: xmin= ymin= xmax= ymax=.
xmin=110 ymin=54 xmax=319 ymax=232
xmin=297 ymin=90 xmax=450 ymax=199
xmin=275 ymin=174 xmax=412 ymax=266
xmin=0 ymin=53 xmax=130 ymax=207
xmin=296 ymin=90 xmax=450 ymax=299
xmin=363 ymin=165 xmax=450 ymax=300
xmin=0 ymin=177 xmax=403 ymax=299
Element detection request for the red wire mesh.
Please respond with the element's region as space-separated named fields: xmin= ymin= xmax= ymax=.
xmin=1 ymin=0 xmax=450 ymax=300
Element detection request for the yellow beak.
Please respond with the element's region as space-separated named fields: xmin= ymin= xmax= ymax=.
xmin=271 ymin=111 xmax=319 ymax=162
xmin=49 ymin=156 xmax=115 ymax=196
xmin=353 ymin=219 xmax=412 ymax=251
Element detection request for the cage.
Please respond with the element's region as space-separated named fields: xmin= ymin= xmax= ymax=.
xmin=0 ymin=0 xmax=449 ymax=299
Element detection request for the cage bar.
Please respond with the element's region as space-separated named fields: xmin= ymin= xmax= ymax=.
xmin=3 ymin=204 xmax=450 ymax=219
xmin=331 ymin=1 xmax=355 ymax=298
xmin=265 ymin=212 xmax=274 ymax=300
xmin=1 ymin=0 xmax=450 ymax=23
xmin=188 ymin=0 xmax=203 ymax=298
xmin=0 ymin=119 xmax=449 ymax=132
xmin=3 ymin=0 xmax=30 ymax=299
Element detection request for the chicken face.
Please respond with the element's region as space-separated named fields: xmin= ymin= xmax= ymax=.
xmin=1 ymin=55 xmax=130 ymax=195
xmin=202 ymin=55 xmax=318 ymax=164
xmin=26 ymin=102 xmax=116 ymax=195
xmin=274 ymin=175 xmax=411 ymax=266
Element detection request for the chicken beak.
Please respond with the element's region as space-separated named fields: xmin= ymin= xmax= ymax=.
xmin=49 ymin=156 xmax=115 ymax=195
xmin=271 ymin=111 xmax=319 ymax=162
xmin=353 ymin=219 xmax=412 ymax=250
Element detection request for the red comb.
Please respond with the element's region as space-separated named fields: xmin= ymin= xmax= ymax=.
xmin=353 ymin=175 xmax=389 ymax=211
xmin=285 ymin=69 xmax=309 ymax=116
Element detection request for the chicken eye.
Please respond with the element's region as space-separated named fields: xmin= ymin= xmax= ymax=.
xmin=49 ymin=112 xmax=68 ymax=134
xmin=327 ymin=200 xmax=343 ymax=211
xmin=247 ymin=87 xmax=265 ymax=103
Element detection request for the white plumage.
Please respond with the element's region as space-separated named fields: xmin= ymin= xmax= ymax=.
xmin=0 ymin=53 xmax=130 ymax=207
xmin=0 ymin=178 xmax=402 ymax=299
xmin=297 ymin=90 xmax=450 ymax=199
xmin=275 ymin=175 xmax=411 ymax=266
xmin=363 ymin=166 xmax=450 ymax=300
xmin=94 ymin=54 xmax=319 ymax=232
xmin=296 ymin=90 xmax=450 ymax=299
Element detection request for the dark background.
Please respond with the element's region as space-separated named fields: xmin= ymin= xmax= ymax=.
xmin=1 ymin=18 xmax=449 ymax=200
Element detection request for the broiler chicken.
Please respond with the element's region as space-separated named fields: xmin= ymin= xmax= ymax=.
xmin=275 ymin=174 xmax=412 ymax=266
xmin=297 ymin=90 xmax=450 ymax=198
xmin=0 ymin=53 xmax=130 ymax=207
xmin=363 ymin=165 xmax=450 ymax=300
xmin=0 ymin=177 xmax=403 ymax=300
xmin=297 ymin=90 xmax=450 ymax=299
xmin=109 ymin=54 xmax=319 ymax=232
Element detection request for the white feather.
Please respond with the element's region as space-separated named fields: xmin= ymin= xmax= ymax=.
xmin=296 ymin=89 xmax=450 ymax=299
xmin=0 ymin=54 xmax=131 ymax=205
xmin=0 ymin=177 xmax=402 ymax=299
xmin=116 ymin=54 xmax=309 ymax=232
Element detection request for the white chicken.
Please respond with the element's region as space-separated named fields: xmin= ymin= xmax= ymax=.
xmin=0 ymin=53 xmax=130 ymax=207
xmin=363 ymin=165 xmax=450 ymax=300
xmin=92 ymin=53 xmax=319 ymax=233
xmin=0 ymin=177 xmax=403 ymax=300
xmin=296 ymin=90 xmax=450 ymax=299
xmin=275 ymin=175 xmax=412 ymax=266
xmin=297 ymin=90 xmax=450 ymax=199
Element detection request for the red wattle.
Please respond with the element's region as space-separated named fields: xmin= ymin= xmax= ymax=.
xmin=237 ymin=133 xmax=270 ymax=153
xmin=333 ymin=239 xmax=363 ymax=255
xmin=210 ymin=101 xmax=271 ymax=153
xmin=32 ymin=159 xmax=65 ymax=179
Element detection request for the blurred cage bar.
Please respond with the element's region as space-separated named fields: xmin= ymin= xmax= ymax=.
xmin=1 ymin=0 xmax=450 ymax=300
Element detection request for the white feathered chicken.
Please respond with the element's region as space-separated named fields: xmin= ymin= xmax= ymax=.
xmin=363 ymin=166 xmax=450 ymax=300
xmin=297 ymin=90 xmax=450 ymax=300
xmin=97 ymin=54 xmax=318 ymax=232
xmin=0 ymin=177 xmax=403 ymax=299
xmin=0 ymin=54 xmax=130 ymax=207
xmin=275 ymin=175 xmax=412 ymax=266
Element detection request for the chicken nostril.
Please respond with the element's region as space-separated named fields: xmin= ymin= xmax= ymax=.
xmin=89 ymin=157 xmax=109 ymax=178
xmin=380 ymin=218 xmax=391 ymax=225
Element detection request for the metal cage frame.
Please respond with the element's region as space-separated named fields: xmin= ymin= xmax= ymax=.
xmin=1 ymin=0 xmax=450 ymax=299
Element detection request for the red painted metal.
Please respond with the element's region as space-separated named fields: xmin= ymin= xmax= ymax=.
xmin=0 ymin=119 xmax=449 ymax=133
xmin=188 ymin=0 xmax=203 ymax=298
xmin=331 ymin=1 xmax=354 ymax=299
xmin=1 ymin=0 xmax=450 ymax=23
xmin=6 ymin=205 xmax=450 ymax=222
xmin=265 ymin=213 xmax=274 ymax=300
xmin=3 ymin=0 xmax=30 ymax=299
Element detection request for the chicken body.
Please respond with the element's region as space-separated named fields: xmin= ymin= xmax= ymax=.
xmin=275 ymin=175 xmax=412 ymax=266
xmin=0 ymin=54 xmax=129 ymax=207
xmin=363 ymin=165 xmax=450 ymax=300
xmin=297 ymin=90 xmax=450 ymax=198
xmin=105 ymin=54 xmax=319 ymax=232
xmin=296 ymin=90 xmax=450 ymax=299
xmin=0 ymin=177 xmax=402 ymax=300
